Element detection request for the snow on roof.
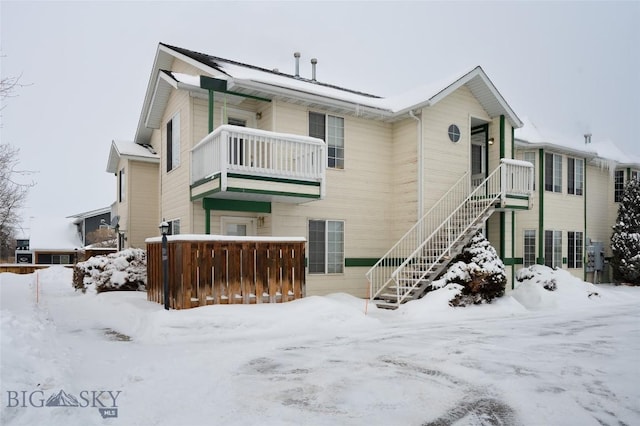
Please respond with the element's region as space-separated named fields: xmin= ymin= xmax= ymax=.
xmin=146 ymin=234 xmax=306 ymax=244
xmin=516 ymin=117 xmax=639 ymax=167
xmin=66 ymin=206 xmax=111 ymax=220
xmin=113 ymin=140 xmax=158 ymax=158
xmin=106 ymin=139 xmax=159 ymax=173
xmin=29 ymin=216 xmax=83 ymax=251
xmin=159 ymin=43 xmax=521 ymax=127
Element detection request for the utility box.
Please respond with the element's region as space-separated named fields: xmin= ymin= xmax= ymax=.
xmin=586 ymin=241 xmax=605 ymax=272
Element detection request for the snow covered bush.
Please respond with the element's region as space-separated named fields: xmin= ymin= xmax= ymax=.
xmin=73 ymin=248 xmax=147 ymax=293
xmin=610 ymin=178 xmax=640 ymax=285
xmin=516 ymin=265 xmax=557 ymax=291
xmin=433 ymin=232 xmax=507 ymax=307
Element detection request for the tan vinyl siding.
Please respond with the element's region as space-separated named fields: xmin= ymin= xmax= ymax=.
xmin=128 ymin=161 xmax=160 ymax=248
xmin=423 ymin=86 xmax=491 ymax=210
xmin=159 ymin=86 xmax=191 ymax=231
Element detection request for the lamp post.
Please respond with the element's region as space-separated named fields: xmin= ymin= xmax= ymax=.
xmin=159 ymin=221 xmax=170 ymax=310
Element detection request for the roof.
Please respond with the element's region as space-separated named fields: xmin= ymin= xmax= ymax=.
xmin=515 ymin=117 xmax=640 ymax=168
xmin=134 ymin=43 xmax=522 ymax=144
xmin=106 ymin=139 xmax=159 ymax=173
xmin=28 ymin=216 xmax=83 ymax=251
xmin=66 ymin=206 xmax=111 ymax=221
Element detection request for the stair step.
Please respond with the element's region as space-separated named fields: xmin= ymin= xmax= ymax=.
xmin=375 ymin=302 xmax=399 ymax=310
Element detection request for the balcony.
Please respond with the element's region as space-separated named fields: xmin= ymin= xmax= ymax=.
xmin=191 ymin=125 xmax=326 ymax=204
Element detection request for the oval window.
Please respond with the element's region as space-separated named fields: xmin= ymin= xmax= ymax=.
xmin=448 ymin=124 xmax=461 ymax=143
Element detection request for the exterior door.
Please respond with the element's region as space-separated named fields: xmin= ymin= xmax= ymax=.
xmin=471 ymin=131 xmax=486 ymax=189
xmin=221 ymin=216 xmax=257 ymax=236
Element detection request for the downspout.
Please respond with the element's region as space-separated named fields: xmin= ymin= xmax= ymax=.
xmin=409 ymin=110 xmax=423 ymax=220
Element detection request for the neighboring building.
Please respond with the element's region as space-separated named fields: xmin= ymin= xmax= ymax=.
xmin=67 ymin=206 xmax=112 ymax=246
xmin=15 ymin=217 xmax=83 ymax=265
xmin=106 ymin=140 xmax=160 ymax=249
xmin=514 ymin=119 xmax=640 ymax=283
xmin=108 ymin=43 xmax=538 ymax=306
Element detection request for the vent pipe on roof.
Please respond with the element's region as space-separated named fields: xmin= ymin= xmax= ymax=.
xmin=294 ymin=52 xmax=301 ymax=78
xmin=311 ymin=58 xmax=318 ymax=82
xmin=584 ymin=133 xmax=592 ymax=144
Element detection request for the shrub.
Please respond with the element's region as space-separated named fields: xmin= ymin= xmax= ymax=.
xmin=73 ymin=248 xmax=147 ymax=293
xmin=440 ymin=232 xmax=507 ymax=307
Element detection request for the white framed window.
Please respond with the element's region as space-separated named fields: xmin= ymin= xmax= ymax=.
xmin=166 ymin=112 xmax=180 ymax=172
xmin=221 ymin=216 xmax=256 ymax=236
xmin=614 ymin=170 xmax=625 ymax=202
xmin=523 ymin=151 xmax=536 ymax=190
xmin=309 ymin=112 xmax=344 ymax=169
xmin=118 ymin=168 xmax=126 ymax=202
xmin=308 ymin=220 xmax=344 ymax=274
xmin=544 ymin=230 xmax=562 ymax=268
xmin=166 ymin=219 xmax=180 ymax=235
xmin=568 ymin=231 xmax=583 ymax=268
xmin=523 ymin=229 xmax=536 ymax=267
xmin=631 ymin=170 xmax=639 ymax=181
xmin=545 ymin=153 xmax=562 ymax=193
xmin=567 ymin=157 xmax=584 ymax=196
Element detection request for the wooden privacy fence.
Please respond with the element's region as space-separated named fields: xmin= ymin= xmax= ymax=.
xmin=146 ymin=236 xmax=306 ymax=309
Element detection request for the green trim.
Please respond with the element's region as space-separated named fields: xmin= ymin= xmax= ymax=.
xmin=227 ymin=187 xmax=321 ymax=199
xmin=562 ymin=257 xmax=567 ymax=265
xmin=208 ymin=89 xmax=214 ymax=133
xmin=511 ymin=127 xmax=515 ymax=159
xmin=627 ymin=167 xmax=631 ymax=181
xmin=203 ymin=198 xmax=272 ymax=213
xmin=500 ymin=212 xmax=505 ymax=260
xmin=505 ymin=194 xmax=530 ymax=200
xmin=504 ymin=205 xmax=531 ymax=210
xmin=538 ymin=149 xmax=545 ymax=263
xmin=227 ymin=173 xmax=321 ymax=187
xmin=584 ymin=158 xmax=587 ymax=281
xmin=499 ymin=114 xmax=505 ymax=159
xmin=225 ymin=90 xmax=272 ymax=103
xmin=511 ymin=212 xmax=516 ymax=288
xmin=503 ymin=257 xmax=523 ymax=266
xmin=345 ymin=258 xmax=379 ymax=267
xmin=200 ymin=76 xmax=228 ymax=92
xmin=205 ymin=207 xmax=211 ymax=234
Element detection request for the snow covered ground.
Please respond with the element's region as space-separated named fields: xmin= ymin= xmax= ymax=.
xmin=1 ymin=266 xmax=639 ymax=426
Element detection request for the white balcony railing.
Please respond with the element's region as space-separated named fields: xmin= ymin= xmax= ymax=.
xmin=191 ymin=125 xmax=326 ymax=186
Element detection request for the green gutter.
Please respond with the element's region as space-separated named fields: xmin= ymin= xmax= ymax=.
xmin=584 ymin=158 xmax=587 ymax=280
xmin=208 ymin=90 xmax=214 ymax=133
xmin=205 ymin=206 xmax=211 ymax=234
xmin=538 ymin=149 xmax=545 ymax=264
xmin=511 ymin=126 xmax=515 ymax=287
xmin=499 ymin=115 xmax=505 ymax=260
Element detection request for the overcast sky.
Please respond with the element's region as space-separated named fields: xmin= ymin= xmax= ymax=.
xmin=2 ymin=1 xmax=639 ymax=224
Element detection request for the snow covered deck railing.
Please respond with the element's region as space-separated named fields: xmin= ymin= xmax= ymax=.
xmin=146 ymin=236 xmax=306 ymax=309
xmin=191 ymin=125 xmax=327 ymax=185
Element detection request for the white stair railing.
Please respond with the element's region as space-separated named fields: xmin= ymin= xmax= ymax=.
xmin=367 ymin=159 xmax=533 ymax=305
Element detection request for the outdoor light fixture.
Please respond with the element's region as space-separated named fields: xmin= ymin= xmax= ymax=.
xmin=159 ymin=221 xmax=170 ymax=310
xmin=488 ymin=137 xmax=495 ymax=145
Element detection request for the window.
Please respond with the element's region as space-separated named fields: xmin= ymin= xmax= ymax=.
xmin=567 ymin=157 xmax=584 ymax=195
xmin=614 ymin=170 xmax=625 ymax=202
xmin=545 ymin=153 xmax=562 ymax=193
xmin=221 ymin=217 xmax=256 ymax=236
xmin=632 ymin=170 xmax=639 ymax=181
xmin=523 ymin=152 xmax=536 ymax=190
xmin=568 ymin=231 xmax=583 ymax=268
xmin=544 ymin=230 xmax=562 ymax=268
xmin=167 ymin=219 xmax=180 ymax=235
xmin=118 ymin=168 xmax=125 ymax=202
xmin=308 ymin=220 xmax=344 ymax=274
xmin=166 ymin=113 xmax=180 ymax=172
xmin=523 ymin=230 xmax=536 ymax=267
xmin=448 ymin=124 xmax=461 ymax=142
xmin=309 ymin=112 xmax=344 ymax=169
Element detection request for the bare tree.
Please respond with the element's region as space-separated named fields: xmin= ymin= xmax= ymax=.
xmin=1 ymin=72 xmax=34 ymax=260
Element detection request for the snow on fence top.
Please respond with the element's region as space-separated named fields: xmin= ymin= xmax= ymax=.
xmin=145 ymin=234 xmax=306 ymax=244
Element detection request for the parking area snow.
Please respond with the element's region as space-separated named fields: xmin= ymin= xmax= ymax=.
xmin=1 ymin=266 xmax=639 ymax=425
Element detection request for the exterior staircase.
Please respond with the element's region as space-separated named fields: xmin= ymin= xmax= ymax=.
xmin=366 ymin=159 xmax=534 ymax=309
